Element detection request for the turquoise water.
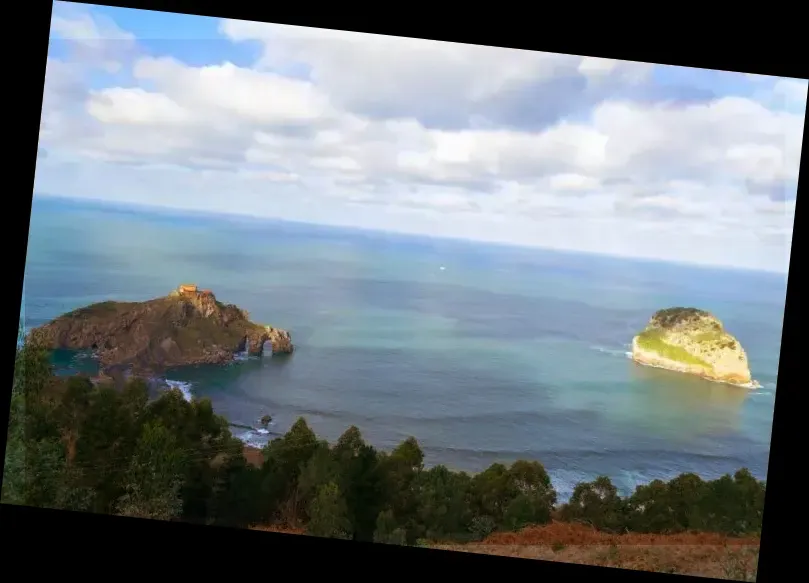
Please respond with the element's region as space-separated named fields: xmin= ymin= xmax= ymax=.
xmin=21 ymin=195 xmax=784 ymax=500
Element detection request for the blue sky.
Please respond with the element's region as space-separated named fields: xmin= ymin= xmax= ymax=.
xmin=36 ymin=1 xmax=805 ymax=272
xmin=82 ymin=5 xmax=261 ymax=66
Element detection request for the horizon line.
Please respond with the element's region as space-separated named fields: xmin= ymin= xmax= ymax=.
xmin=32 ymin=192 xmax=791 ymax=277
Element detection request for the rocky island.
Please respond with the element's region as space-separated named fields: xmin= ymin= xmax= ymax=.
xmin=27 ymin=284 xmax=293 ymax=377
xmin=630 ymin=307 xmax=756 ymax=387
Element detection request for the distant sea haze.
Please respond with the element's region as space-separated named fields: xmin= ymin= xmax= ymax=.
xmin=22 ymin=195 xmax=782 ymax=501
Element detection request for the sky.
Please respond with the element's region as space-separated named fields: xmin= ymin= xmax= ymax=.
xmin=35 ymin=1 xmax=806 ymax=273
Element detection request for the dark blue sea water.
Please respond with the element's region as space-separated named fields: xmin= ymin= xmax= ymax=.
xmin=20 ymin=195 xmax=784 ymax=500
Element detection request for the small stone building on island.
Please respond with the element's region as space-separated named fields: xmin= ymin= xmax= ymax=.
xmin=170 ymin=284 xmax=218 ymax=304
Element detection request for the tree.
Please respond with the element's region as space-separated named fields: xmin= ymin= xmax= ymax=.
xmin=3 ymin=339 xmax=87 ymax=509
xmin=666 ymin=472 xmax=708 ymax=532
xmin=696 ymin=470 xmax=766 ymax=535
xmin=261 ymin=417 xmax=320 ymax=524
xmin=414 ymin=465 xmax=472 ymax=539
xmin=627 ymin=479 xmax=676 ymax=533
xmin=378 ymin=437 xmax=425 ymax=543
xmin=347 ymin=443 xmax=385 ymax=541
xmin=15 ymin=338 xmax=60 ymax=445
xmin=307 ymin=482 xmax=351 ymax=539
xmin=264 ymin=418 xmax=320 ymax=480
xmin=331 ymin=426 xmax=384 ymax=542
xmin=503 ymin=491 xmax=554 ymax=531
xmin=297 ymin=443 xmax=339 ymax=521
xmin=470 ymin=463 xmax=518 ymax=525
xmin=391 ymin=436 xmax=424 ymax=471
xmin=142 ymin=388 xmax=195 ymax=444
xmin=74 ymin=384 xmax=137 ymax=512
xmin=1 ymin=399 xmax=25 ymax=504
xmin=469 ymin=515 xmax=497 ymax=540
xmin=115 ymin=421 xmax=186 ymax=521
xmin=119 ymin=378 xmax=149 ymax=422
xmin=508 ymin=460 xmax=554 ymax=494
xmin=731 ymin=468 xmax=766 ymax=535
xmin=207 ymin=451 xmax=264 ymax=528
xmin=374 ymin=509 xmax=408 ymax=545
xmin=333 ymin=425 xmax=365 ymax=460
xmin=139 ymin=392 xmax=234 ymax=524
xmin=13 ymin=336 xmax=53 ymax=402
xmin=503 ymin=460 xmax=556 ymax=528
xmin=560 ymin=476 xmax=627 ymax=532
xmin=189 ymin=397 xmax=228 ymax=445
xmin=17 ymin=436 xmax=68 ymax=509
xmin=2 ymin=341 xmax=32 ymax=504
xmin=54 ymin=376 xmax=94 ymax=465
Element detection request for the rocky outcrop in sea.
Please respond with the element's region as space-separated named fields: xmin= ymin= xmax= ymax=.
xmin=630 ymin=307 xmax=757 ymax=388
xmin=28 ymin=284 xmax=294 ymax=376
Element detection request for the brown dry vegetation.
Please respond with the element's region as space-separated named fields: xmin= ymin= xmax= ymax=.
xmin=244 ymin=445 xmax=759 ymax=579
xmin=483 ymin=521 xmax=759 ymax=546
xmin=243 ymin=445 xmax=264 ymax=467
xmin=251 ymin=521 xmax=760 ymax=581
xmin=436 ymin=522 xmax=759 ymax=580
xmin=251 ymin=524 xmax=307 ymax=535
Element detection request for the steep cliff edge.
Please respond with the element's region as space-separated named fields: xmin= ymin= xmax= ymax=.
xmin=630 ymin=307 xmax=756 ymax=387
xmin=28 ymin=285 xmax=293 ymax=374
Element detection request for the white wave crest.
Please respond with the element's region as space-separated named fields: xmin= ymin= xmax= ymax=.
xmin=589 ymin=345 xmax=627 ymax=358
xmin=165 ymin=379 xmax=193 ymax=402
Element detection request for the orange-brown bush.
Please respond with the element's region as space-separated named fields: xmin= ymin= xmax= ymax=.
xmin=484 ymin=521 xmax=760 ymax=547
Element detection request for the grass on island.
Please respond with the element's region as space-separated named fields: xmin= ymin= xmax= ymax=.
xmin=636 ymin=329 xmax=712 ymax=371
xmin=175 ymin=315 xmax=236 ymax=350
xmin=62 ymin=300 xmax=136 ymax=321
xmin=41 ymin=294 xmax=264 ymax=356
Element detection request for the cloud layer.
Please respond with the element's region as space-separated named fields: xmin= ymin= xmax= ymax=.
xmin=36 ymin=2 xmax=804 ymax=272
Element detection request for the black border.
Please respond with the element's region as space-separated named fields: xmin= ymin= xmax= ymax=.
xmin=4 ymin=1 xmax=806 ymax=581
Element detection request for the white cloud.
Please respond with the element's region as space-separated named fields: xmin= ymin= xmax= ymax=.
xmin=87 ymin=87 xmax=192 ymax=126
xmin=35 ymin=6 xmax=801 ymax=273
xmin=132 ymin=57 xmax=334 ymax=125
xmin=772 ymin=78 xmax=808 ymax=110
xmin=50 ymin=6 xmax=136 ymax=72
xmin=219 ymin=20 xmax=654 ymax=130
xmin=548 ymin=174 xmax=601 ymax=192
xmin=51 ymin=10 xmax=135 ymax=43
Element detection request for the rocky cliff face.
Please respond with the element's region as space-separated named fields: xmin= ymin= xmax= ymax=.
xmin=28 ymin=286 xmax=294 ymax=375
xmin=630 ymin=307 xmax=755 ymax=387
xmin=265 ymin=327 xmax=293 ymax=354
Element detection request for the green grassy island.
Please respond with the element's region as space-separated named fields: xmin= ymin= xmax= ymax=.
xmin=631 ymin=308 xmax=755 ymax=387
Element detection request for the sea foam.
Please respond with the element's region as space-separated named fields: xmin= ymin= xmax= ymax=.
xmin=165 ymin=379 xmax=193 ymax=402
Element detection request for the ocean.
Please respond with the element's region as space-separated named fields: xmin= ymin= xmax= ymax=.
xmin=20 ymin=195 xmax=784 ymax=501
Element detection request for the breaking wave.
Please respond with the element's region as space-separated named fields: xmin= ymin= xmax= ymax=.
xmin=165 ymin=379 xmax=193 ymax=402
